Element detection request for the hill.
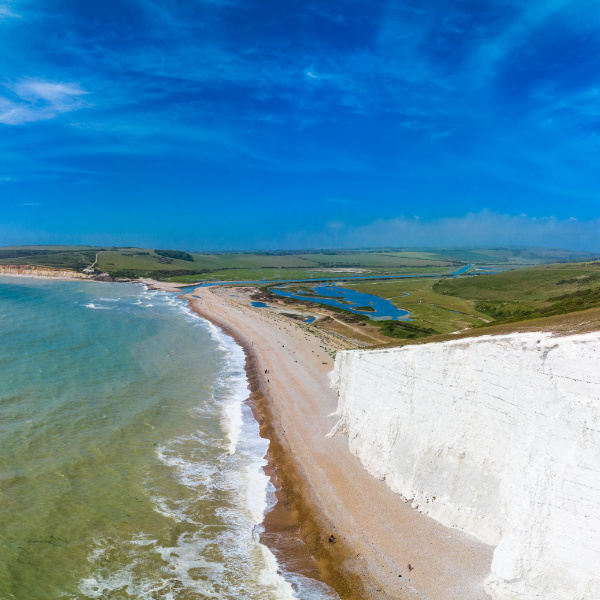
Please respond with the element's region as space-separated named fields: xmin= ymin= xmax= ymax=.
xmin=0 ymin=245 xmax=595 ymax=283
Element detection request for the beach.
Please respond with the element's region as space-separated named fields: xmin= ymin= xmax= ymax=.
xmin=185 ymin=285 xmax=494 ymax=600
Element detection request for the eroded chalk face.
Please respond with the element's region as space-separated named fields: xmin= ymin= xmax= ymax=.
xmin=330 ymin=332 xmax=600 ymax=600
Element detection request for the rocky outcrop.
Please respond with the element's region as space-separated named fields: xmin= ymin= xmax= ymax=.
xmin=331 ymin=332 xmax=600 ymax=600
xmin=0 ymin=265 xmax=91 ymax=279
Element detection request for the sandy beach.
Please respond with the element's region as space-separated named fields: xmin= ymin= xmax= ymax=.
xmin=185 ymin=285 xmax=494 ymax=600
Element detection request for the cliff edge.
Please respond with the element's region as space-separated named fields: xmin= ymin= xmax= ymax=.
xmin=331 ymin=332 xmax=600 ymax=600
xmin=0 ymin=265 xmax=91 ymax=279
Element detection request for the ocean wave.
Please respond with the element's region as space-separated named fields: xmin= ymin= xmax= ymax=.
xmin=80 ymin=533 xmax=223 ymax=599
xmin=84 ymin=303 xmax=112 ymax=310
xmin=78 ymin=289 xmax=334 ymax=599
xmin=156 ymin=440 xmax=218 ymax=490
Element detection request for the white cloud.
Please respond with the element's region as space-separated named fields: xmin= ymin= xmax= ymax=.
xmin=0 ymin=3 xmax=20 ymax=20
xmin=281 ymin=211 xmax=600 ymax=252
xmin=0 ymin=80 xmax=88 ymax=125
xmin=17 ymin=81 xmax=87 ymax=103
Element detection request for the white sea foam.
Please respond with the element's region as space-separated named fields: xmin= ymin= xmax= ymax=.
xmin=156 ymin=441 xmax=217 ymax=490
xmin=193 ymin=315 xmax=249 ymax=455
xmin=199 ymin=317 xmax=306 ymax=597
xmin=257 ymin=543 xmax=298 ymax=599
xmin=150 ymin=495 xmax=198 ymax=524
xmin=79 ymin=289 xmax=338 ymax=600
xmin=80 ymin=534 xmax=223 ymax=599
xmin=84 ymin=303 xmax=112 ymax=310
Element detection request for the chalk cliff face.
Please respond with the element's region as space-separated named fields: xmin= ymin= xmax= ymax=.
xmin=0 ymin=265 xmax=90 ymax=279
xmin=331 ymin=333 xmax=600 ymax=600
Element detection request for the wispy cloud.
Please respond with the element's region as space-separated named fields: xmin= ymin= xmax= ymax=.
xmin=0 ymin=79 xmax=88 ymax=125
xmin=0 ymin=1 xmax=20 ymax=20
xmin=278 ymin=211 xmax=600 ymax=252
xmin=1 ymin=0 xmax=600 ymax=250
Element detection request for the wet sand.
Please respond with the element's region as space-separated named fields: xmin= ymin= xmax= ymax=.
xmin=185 ymin=285 xmax=494 ymax=600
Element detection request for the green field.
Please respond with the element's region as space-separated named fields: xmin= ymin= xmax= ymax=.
xmin=0 ymin=248 xmax=98 ymax=271
xmin=339 ymin=261 xmax=600 ymax=337
xmin=434 ymin=262 xmax=600 ymax=323
xmin=3 ymin=244 xmax=600 ymax=341
xmin=1 ymin=245 xmax=598 ymax=289
xmin=342 ymin=279 xmax=488 ymax=334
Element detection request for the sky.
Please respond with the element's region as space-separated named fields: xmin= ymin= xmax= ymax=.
xmin=1 ymin=0 xmax=600 ymax=251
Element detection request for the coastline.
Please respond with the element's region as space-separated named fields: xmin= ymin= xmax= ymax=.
xmin=0 ymin=271 xmax=92 ymax=281
xmin=184 ymin=285 xmax=494 ymax=600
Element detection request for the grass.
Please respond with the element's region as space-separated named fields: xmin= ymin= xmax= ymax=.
xmin=296 ymin=252 xmax=451 ymax=267
xmin=95 ymin=250 xmax=463 ymax=280
xmin=433 ymin=262 xmax=600 ymax=305
xmin=336 ymin=261 xmax=600 ymax=340
xmin=5 ymin=243 xmax=600 ymax=342
xmin=343 ymin=278 xmax=488 ymax=334
xmin=167 ymin=265 xmax=457 ymax=283
xmin=2 ymin=244 xmax=599 ymax=292
xmin=430 ymin=261 xmax=600 ymax=331
xmin=0 ymin=249 xmax=97 ymax=271
xmin=383 ymin=305 xmax=600 ymax=348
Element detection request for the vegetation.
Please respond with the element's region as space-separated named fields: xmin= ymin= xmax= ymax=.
xmin=476 ymin=287 xmax=600 ymax=325
xmin=335 ymin=260 xmax=600 ymax=341
xmin=344 ymin=278 xmax=487 ymax=335
xmin=474 ymin=301 xmax=535 ymax=319
xmin=433 ymin=262 xmax=600 ymax=328
xmin=4 ymin=243 xmax=600 ymax=342
xmin=0 ymin=249 xmax=98 ymax=271
xmin=154 ymin=249 xmax=194 ymax=262
xmin=377 ymin=320 xmax=437 ymax=339
xmin=0 ymin=249 xmax=52 ymax=259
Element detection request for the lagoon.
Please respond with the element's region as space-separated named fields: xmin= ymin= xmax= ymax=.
xmin=271 ymin=285 xmax=410 ymax=321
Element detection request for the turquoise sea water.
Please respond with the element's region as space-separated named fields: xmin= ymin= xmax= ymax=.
xmin=0 ymin=277 xmax=337 ymax=600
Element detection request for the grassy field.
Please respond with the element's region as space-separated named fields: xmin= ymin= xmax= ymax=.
xmin=0 ymin=248 xmax=98 ymax=271
xmin=93 ymin=249 xmax=471 ymax=280
xmin=3 ymin=243 xmax=600 ymax=342
xmin=294 ymin=252 xmax=451 ymax=268
xmin=343 ymin=278 xmax=489 ymax=334
xmin=433 ymin=262 xmax=600 ymax=324
xmin=333 ymin=261 xmax=600 ymax=339
xmin=389 ymin=305 xmax=600 ymax=348
xmin=168 ymin=264 xmax=457 ymax=283
xmin=434 ymin=263 xmax=600 ymax=303
xmin=1 ymin=245 xmax=598 ymax=285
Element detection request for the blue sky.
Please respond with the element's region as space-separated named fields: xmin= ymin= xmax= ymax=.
xmin=1 ymin=0 xmax=600 ymax=250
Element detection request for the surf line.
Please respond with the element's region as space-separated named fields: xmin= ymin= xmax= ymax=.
xmin=183 ymin=289 xmax=348 ymax=599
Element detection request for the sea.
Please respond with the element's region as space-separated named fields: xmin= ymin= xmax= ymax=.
xmin=0 ymin=277 xmax=339 ymax=600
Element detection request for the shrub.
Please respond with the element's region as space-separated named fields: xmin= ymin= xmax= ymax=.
xmin=154 ymin=249 xmax=194 ymax=262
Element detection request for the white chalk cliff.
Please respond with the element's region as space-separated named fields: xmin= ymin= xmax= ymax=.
xmin=0 ymin=265 xmax=91 ymax=278
xmin=330 ymin=332 xmax=600 ymax=600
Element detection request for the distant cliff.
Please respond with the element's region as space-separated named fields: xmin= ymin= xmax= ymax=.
xmin=0 ymin=265 xmax=91 ymax=279
xmin=331 ymin=332 xmax=600 ymax=600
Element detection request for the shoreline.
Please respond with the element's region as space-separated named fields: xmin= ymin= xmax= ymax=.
xmin=0 ymin=271 xmax=93 ymax=282
xmin=1 ymin=273 xmax=494 ymax=596
xmin=185 ymin=285 xmax=494 ymax=600
xmin=185 ymin=289 xmax=358 ymax=598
